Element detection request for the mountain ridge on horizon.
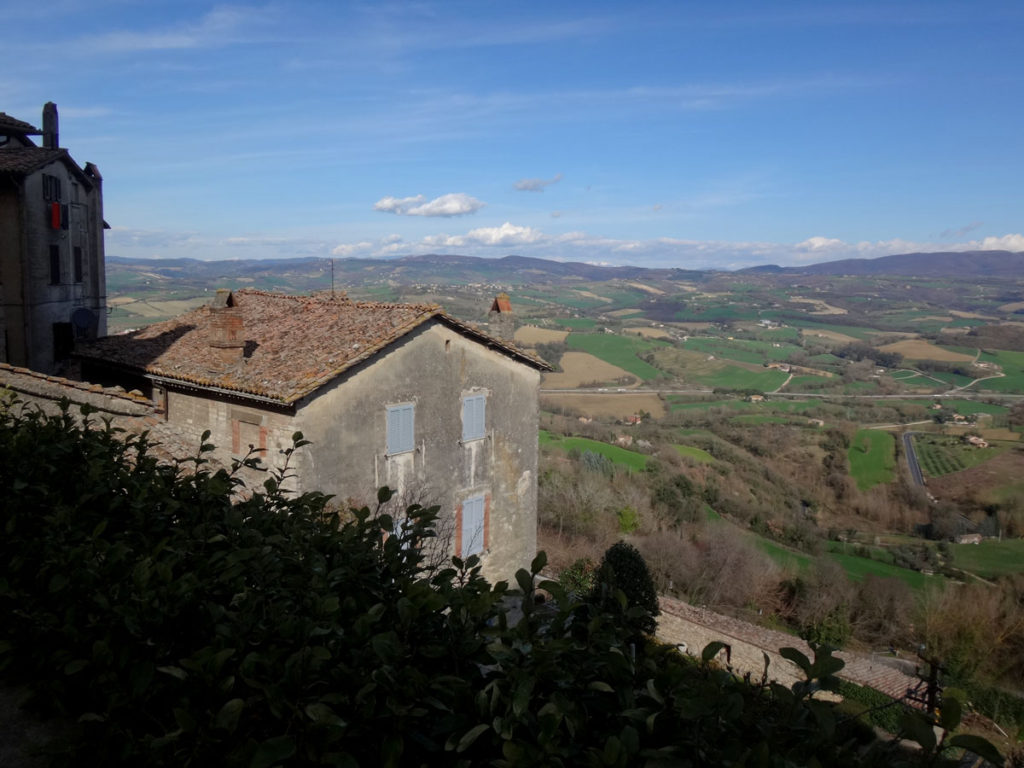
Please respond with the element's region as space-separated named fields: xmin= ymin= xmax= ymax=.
xmin=106 ymin=249 xmax=1024 ymax=283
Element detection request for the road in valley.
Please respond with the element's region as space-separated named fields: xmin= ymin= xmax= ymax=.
xmin=903 ymin=432 xmax=925 ymax=487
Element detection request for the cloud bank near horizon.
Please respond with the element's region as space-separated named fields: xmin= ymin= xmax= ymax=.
xmin=108 ymin=225 xmax=1024 ymax=269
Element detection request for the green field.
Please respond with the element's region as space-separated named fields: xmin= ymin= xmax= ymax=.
xmin=539 ymin=430 xmax=648 ymax=470
xmin=566 ymin=333 xmax=666 ymax=380
xmin=682 ymin=337 xmax=801 ymax=365
xmin=697 ymin=366 xmax=790 ymax=392
xmin=556 ymin=317 xmax=599 ymax=330
xmin=914 ymin=434 xmax=1005 ymax=478
xmin=848 ymin=429 xmax=896 ymax=490
xmin=977 ymin=350 xmax=1024 ymax=393
xmin=674 ymin=444 xmax=715 ymax=463
xmin=951 ymin=539 xmax=1024 ymax=579
xmin=825 ymin=550 xmax=931 ymax=590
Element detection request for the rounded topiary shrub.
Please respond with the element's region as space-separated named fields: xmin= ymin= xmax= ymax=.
xmin=589 ymin=540 xmax=659 ymax=637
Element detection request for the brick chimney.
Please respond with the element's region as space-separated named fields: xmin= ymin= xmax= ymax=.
xmin=209 ymin=289 xmax=245 ymax=366
xmin=488 ymin=292 xmax=514 ymax=342
xmin=42 ymin=102 xmax=58 ymax=149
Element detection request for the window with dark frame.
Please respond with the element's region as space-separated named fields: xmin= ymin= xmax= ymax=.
xmin=49 ymin=245 xmax=60 ymax=285
xmin=42 ymin=174 xmax=61 ymax=203
xmin=73 ymin=246 xmax=83 ymax=283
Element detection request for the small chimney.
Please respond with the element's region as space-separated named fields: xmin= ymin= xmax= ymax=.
xmin=488 ymin=292 xmax=514 ymax=342
xmin=209 ymin=289 xmax=245 ymax=366
xmin=42 ymin=102 xmax=58 ymax=149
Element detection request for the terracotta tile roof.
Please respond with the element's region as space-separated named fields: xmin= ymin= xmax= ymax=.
xmin=0 ymin=112 xmax=40 ymax=135
xmin=77 ymin=289 xmax=549 ymax=405
xmin=0 ymin=146 xmax=70 ymax=175
xmin=490 ymin=292 xmax=513 ymax=313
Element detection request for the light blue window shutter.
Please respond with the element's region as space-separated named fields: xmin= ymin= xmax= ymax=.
xmin=462 ymin=495 xmax=485 ymax=557
xmin=387 ymin=404 xmax=415 ymax=454
xmin=462 ymin=395 xmax=486 ymax=441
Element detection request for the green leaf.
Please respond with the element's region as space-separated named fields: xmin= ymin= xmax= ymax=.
xmin=64 ymin=659 xmax=88 ymax=675
xmin=377 ymin=486 xmax=394 ymax=504
xmin=701 ymin=641 xmax=728 ymax=664
xmin=456 ymin=724 xmax=490 ymax=753
xmin=779 ymin=647 xmax=811 ymax=675
xmin=214 ymin=698 xmax=244 ymax=733
xmin=948 ymin=734 xmax=1004 ymax=766
xmin=304 ymin=702 xmax=346 ymax=727
xmin=900 ymin=711 xmax=936 ymax=752
xmin=515 ymin=568 xmax=533 ymax=594
xmin=938 ymin=696 xmax=962 ymax=732
xmin=157 ymin=665 xmax=188 ymax=680
xmin=250 ymin=736 xmax=296 ymax=768
xmin=588 ymin=681 xmax=615 ymax=693
xmin=530 ymin=551 xmax=547 ymax=574
xmin=809 ymin=653 xmax=845 ymax=681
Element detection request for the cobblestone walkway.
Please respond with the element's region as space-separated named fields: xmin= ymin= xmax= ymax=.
xmin=657 ymin=597 xmax=921 ymax=702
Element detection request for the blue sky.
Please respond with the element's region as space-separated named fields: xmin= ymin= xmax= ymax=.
xmin=3 ymin=1 xmax=1022 ymax=268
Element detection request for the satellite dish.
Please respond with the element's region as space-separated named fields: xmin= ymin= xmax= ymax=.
xmin=72 ymin=307 xmax=96 ymax=330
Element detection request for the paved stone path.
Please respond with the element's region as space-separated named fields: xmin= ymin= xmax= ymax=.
xmin=657 ymin=597 xmax=921 ymax=703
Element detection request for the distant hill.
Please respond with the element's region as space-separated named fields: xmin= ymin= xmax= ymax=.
xmin=741 ymin=250 xmax=1024 ymax=278
xmin=107 ymin=249 xmax=1024 ymax=290
xmin=106 ymin=253 xmax=701 ymax=289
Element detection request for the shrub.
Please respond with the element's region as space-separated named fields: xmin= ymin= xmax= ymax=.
xmin=589 ymin=540 xmax=660 ymax=637
xmin=0 ymin=402 xmax=1004 ymax=767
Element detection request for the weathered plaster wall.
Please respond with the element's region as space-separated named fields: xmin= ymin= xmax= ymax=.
xmin=4 ymin=161 xmax=105 ymax=374
xmin=161 ymin=388 xmax=297 ymax=488
xmin=295 ymin=320 xmax=541 ymax=584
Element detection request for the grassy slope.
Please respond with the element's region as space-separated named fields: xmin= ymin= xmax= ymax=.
xmin=566 ymin=333 xmax=666 ymax=380
xmin=848 ymin=430 xmax=896 ymax=490
xmin=951 ymin=539 xmax=1024 ymax=579
xmin=539 ymin=430 xmax=648 ymax=470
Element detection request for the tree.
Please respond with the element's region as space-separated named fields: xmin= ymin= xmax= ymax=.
xmin=588 ymin=540 xmax=660 ymax=637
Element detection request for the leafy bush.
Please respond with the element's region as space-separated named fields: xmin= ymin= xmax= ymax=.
xmin=0 ymin=401 xmax=1004 ymax=767
xmin=589 ymin=540 xmax=660 ymax=637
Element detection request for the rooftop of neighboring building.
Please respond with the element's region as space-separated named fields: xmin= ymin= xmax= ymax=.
xmin=77 ymin=289 xmax=548 ymax=404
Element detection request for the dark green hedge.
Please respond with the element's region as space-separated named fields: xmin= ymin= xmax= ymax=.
xmin=0 ymin=400 xmax=1003 ymax=767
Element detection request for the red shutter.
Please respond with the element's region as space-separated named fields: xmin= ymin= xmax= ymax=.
xmin=50 ymin=202 xmax=61 ymax=229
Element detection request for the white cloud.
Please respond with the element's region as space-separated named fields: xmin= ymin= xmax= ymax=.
xmin=796 ymin=236 xmax=844 ymax=251
xmin=465 ymin=221 xmax=542 ymax=245
xmin=423 ymin=221 xmax=542 ymax=248
xmin=979 ymin=233 xmax=1024 ymax=251
xmin=514 ymin=173 xmax=562 ymax=192
xmin=88 ymin=6 xmax=278 ymax=53
xmin=373 ymin=195 xmax=425 ymax=214
xmin=331 ymin=241 xmax=373 ymax=256
xmin=374 ymin=192 xmax=485 ymax=217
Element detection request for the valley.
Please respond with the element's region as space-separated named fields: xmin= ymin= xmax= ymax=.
xmin=105 ymin=251 xmax=1024 ymax=734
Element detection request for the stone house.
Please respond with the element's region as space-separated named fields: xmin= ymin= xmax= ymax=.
xmin=0 ymin=103 xmax=107 ymax=374
xmin=77 ymin=289 xmax=550 ymax=582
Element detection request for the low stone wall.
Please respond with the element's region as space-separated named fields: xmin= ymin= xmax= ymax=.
xmin=657 ymin=596 xmax=920 ymax=703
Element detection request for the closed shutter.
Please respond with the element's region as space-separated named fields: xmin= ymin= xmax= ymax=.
xmin=462 ymin=395 xmax=486 ymax=441
xmin=461 ymin=495 xmax=485 ymax=556
xmin=386 ymin=403 xmax=415 ymax=454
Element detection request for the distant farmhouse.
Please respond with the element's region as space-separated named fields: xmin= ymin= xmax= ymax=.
xmin=77 ymin=289 xmax=550 ymax=582
xmin=0 ymin=103 xmax=107 ymax=374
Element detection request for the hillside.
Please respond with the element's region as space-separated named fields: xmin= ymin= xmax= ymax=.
xmin=743 ymin=250 xmax=1024 ymax=278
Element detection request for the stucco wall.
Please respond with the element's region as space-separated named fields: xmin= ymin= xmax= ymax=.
xmin=295 ymin=320 xmax=541 ymax=584
xmin=4 ymin=160 xmax=105 ymax=374
xmin=161 ymin=388 xmax=298 ymax=488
